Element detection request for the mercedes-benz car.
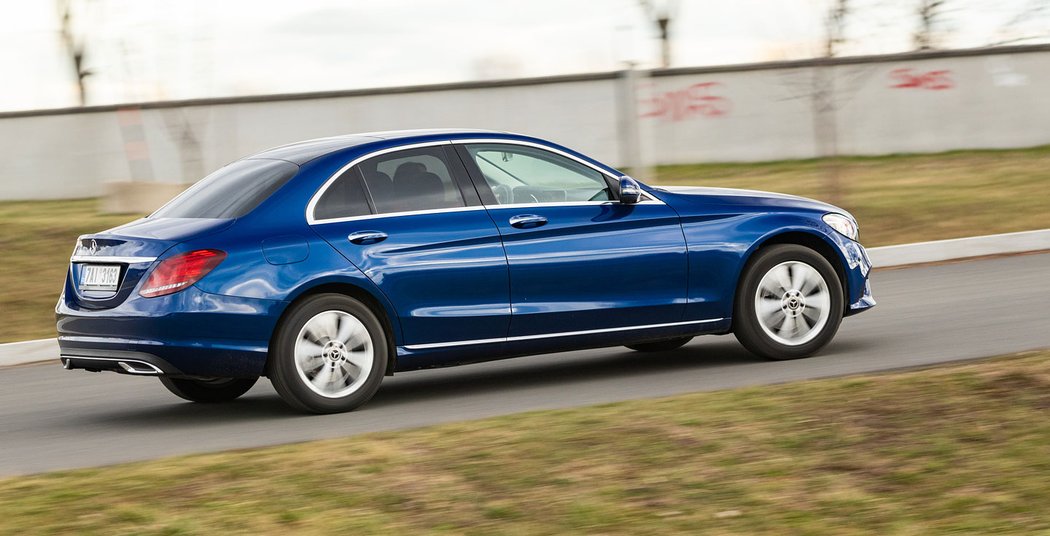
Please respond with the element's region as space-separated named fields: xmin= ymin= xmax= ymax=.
xmin=58 ymin=129 xmax=874 ymax=413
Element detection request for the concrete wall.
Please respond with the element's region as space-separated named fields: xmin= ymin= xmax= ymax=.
xmin=644 ymin=47 xmax=1050 ymax=162
xmin=2 ymin=45 xmax=1048 ymax=200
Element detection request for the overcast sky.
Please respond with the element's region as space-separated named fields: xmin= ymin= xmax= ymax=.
xmin=0 ymin=0 xmax=1046 ymax=112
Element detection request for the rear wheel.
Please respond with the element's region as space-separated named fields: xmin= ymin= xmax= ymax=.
xmin=268 ymin=294 xmax=388 ymax=414
xmin=626 ymin=336 xmax=693 ymax=352
xmin=733 ymin=244 xmax=844 ymax=360
xmin=159 ymin=376 xmax=258 ymax=403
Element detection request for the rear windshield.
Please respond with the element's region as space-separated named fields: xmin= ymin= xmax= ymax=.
xmin=151 ymin=158 xmax=299 ymax=219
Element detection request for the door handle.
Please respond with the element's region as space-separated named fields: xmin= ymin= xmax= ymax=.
xmin=347 ymin=231 xmax=388 ymax=245
xmin=509 ymin=214 xmax=548 ymax=229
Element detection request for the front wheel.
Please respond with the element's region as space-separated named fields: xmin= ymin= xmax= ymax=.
xmin=268 ymin=294 xmax=388 ymax=414
xmin=160 ymin=376 xmax=258 ymax=403
xmin=733 ymin=244 xmax=844 ymax=360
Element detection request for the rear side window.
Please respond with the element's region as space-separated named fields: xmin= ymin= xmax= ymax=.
xmin=357 ymin=147 xmax=466 ymax=214
xmin=152 ymin=158 xmax=299 ymax=219
xmin=312 ymin=168 xmax=372 ymax=221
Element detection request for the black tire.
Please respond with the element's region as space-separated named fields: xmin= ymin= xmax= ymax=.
xmin=733 ymin=244 xmax=844 ymax=360
xmin=626 ymin=336 xmax=693 ymax=352
xmin=268 ymin=293 xmax=388 ymax=414
xmin=159 ymin=376 xmax=258 ymax=403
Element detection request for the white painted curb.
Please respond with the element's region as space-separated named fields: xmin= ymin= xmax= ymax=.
xmin=2 ymin=228 xmax=1048 ymax=368
xmin=868 ymin=228 xmax=1050 ymax=268
xmin=0 ymin=338 xmax=60 ymax=367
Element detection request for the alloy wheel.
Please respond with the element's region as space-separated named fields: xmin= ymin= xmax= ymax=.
xmin=753 ymin=260 xmax=831 ymax=346
xmin=294 ymin=310 xmax=375 ymax=398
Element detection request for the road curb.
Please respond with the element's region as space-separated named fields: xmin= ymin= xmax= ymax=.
xmin=0 ymin=339 xmax=60 ymax=368
xmin=3 ymin=228 xmax=1048 ymax=368
xmin=867 ymin=228 xmax=1050 ymax=268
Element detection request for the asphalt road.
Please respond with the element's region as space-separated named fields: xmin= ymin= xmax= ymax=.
xmin=2 ymin=253 xmax=1049 ymax=477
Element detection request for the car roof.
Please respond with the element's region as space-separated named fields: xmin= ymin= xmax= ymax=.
xmin=250 ymin=128 xmax=515 ymax=165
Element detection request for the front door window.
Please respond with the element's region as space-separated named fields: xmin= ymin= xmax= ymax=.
xmin=465 ymin=144 xmax=613 ymax=205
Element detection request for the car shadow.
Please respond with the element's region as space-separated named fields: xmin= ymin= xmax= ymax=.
xmin=79 ymin=337 xmax=765 ymax=426
xmin=81 ymin=392 xmax=305 ymax=426
xmin=369 ymin=337 xmax=762 ymax=407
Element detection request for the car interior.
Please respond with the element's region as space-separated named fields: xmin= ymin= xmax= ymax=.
xmin=363 ymin=156 xmax=464 ymax=213
xmin=471 ymin=148 xmax=612 ymax=205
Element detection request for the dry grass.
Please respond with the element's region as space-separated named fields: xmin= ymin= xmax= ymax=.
xmin=0 ymin=351 xmax=1048 ymax=534
xmin=0 ymin=199 xmax=144 ymax=342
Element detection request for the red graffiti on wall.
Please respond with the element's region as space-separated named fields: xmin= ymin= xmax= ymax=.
xmin=889 ymin=68 xmax=954 ymax=90
xmin=640 ymin=82 xmax=731 ymax=121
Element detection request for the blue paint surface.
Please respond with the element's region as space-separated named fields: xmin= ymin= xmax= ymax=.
xmin=57 ymin=130 xmax=873 ymax=377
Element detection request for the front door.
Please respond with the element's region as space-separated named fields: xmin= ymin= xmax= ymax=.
xmin=456 ymin=142 xmax=688 ymax=338
xmin=309 ymin=143 xmax=510 ymax=347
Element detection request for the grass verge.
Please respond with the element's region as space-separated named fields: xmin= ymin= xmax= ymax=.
xmin=0 ymin=199 xmax=144 ymax=342
xmin=1 ymin=351 xmax=1048 ymax=534
xmin=2 ymin=145 xmax=1048 ymax=342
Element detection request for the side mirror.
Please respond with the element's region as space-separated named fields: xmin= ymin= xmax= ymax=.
xmin=618 ymin=176 xmax=641 ymax=204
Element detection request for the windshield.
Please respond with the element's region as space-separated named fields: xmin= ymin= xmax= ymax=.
xmin=151 ymin=158 xmax=299 ymax=219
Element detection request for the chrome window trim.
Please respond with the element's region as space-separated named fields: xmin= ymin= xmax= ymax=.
xmin=484 ymin=200 xmax=662 ymax=210
xmin=307 ymin=137 xmax=664 ymax=225
xmin=451 ymin=138 xmax=618 ymax=178
xmin=312 ymin=199 xmax=666 ymax=225
xmin=306 ymin=140 xmax=454 ymax=225
xmin=311 ymin=205 xmax=489 ymax=225
xmin=402 ymin=318 xmax=723 ymax=350
xmin=70 ymin=255 xmax=157 ymax=264
xmin=453 ymin=138 xmax=663 ymax=205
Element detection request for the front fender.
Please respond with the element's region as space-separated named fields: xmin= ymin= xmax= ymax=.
xmin=678 ymin=211 xmax=860 ymax=323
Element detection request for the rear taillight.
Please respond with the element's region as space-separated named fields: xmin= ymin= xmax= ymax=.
xmin=140 ymin=249 xmax=226 ymax=298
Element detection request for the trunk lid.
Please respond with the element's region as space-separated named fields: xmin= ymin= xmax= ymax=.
xmin=66 ymin=217 xmax=233 ymax=309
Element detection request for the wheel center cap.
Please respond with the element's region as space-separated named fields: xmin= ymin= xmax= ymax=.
xmin=322 ymin=340 xmax=347 ymax=362
xmin=782 ymin=291 xmax=805 ymax=314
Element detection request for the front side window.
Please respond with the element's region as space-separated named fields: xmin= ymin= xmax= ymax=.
xmin=465 ymin=144 xmax=612 ymax=205
xmin=152 ymin=158 xmax=299 ymax=219
xmin=358 ymin=147 xmax=466 ymax=214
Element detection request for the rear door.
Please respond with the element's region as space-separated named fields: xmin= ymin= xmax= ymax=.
xmin=308 ymin=143 xmax=510 ymax=348
xmin=455 ymin=141 xmax=689 ymax=338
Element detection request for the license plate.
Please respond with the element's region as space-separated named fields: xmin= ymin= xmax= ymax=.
xmin=80 ymin=264 xmax=121 ymax=292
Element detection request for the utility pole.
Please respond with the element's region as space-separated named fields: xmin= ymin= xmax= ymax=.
xmin=639 ymin=0 xmax=679 ymax=68
xmin=815 ymin=0 xmax=850 ymax=206
xmin=620 ymin=63 xmax=654 ymax=181
xmin=57 ymin=0 xmax=92 ymax=106
xmin=825 ymin=0 xmax=849 ymax=57
xmin=914 ymin=0 xmax=948 ymax=50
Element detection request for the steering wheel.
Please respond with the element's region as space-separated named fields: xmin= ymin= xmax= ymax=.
xmin=491 ymin=184 xmax=511 ymax=204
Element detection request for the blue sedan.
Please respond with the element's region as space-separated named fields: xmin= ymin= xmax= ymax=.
xmin=58 ymin=129 xmax=874 ymax=413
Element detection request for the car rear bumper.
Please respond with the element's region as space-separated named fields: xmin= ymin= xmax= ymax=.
xmin=56 ymin=286 xmax=285 ymax=378
xmin=61 ymin=349 xmax=179 ymax=376
xmin=57 ymin=337 xmax=268 ymax=378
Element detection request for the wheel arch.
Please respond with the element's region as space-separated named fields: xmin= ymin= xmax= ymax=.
xmin=739 ymin=229 xmax=849 ymax=315
xmin=268 ymin=280 xmax=400 ymax=376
